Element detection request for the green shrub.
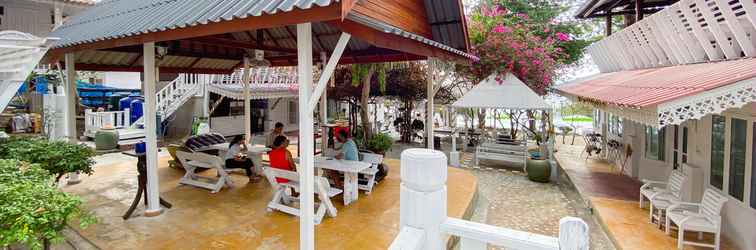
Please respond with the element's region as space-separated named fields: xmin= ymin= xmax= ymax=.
xmin=0 ymin=160 xmax=95 ymax=250
xmin=367 ymin=133 xmax=393 ymax=154
xmin=0 ymin=137 xmax=95 ymax=182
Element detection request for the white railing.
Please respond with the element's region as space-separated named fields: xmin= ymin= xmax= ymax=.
xmin=0 ymin=30 xmax=56 ymax=112
xmin=84 ymin=108 xmax=130 ymax=137
xmin=589 ymin=0 xmax=756 ymax=73
xmin=389 ymin=149 xmax=589 ymax=250
xmin=155 ymin=73 xmax=214 ymax=122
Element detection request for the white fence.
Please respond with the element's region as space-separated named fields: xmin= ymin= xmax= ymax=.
xmin=589 ymin=0 xmax=756 ymax=73
xmin=84 ymin=108 xmax=130 ymax=137
xmin=389 ymin=149 xmax=589 ymax=250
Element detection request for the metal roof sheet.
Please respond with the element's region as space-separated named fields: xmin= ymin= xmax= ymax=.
xmin=50 ymin=0 xmax=339 ymax=49
xmin=49 ymin=0 xmax=477 ymax=61
xmin=556 ymin=58 xmax=756 ymax=108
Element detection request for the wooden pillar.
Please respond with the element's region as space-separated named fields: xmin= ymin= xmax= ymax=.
xmin=606 ymin=14 xmax=613 ymax=36
xmin=143 ymin=42 xmax=162 ymax=217
xmin=243 ymin=58 xmax=252 ymax=142
xmin=296 ymin=22 xmax=315 ymax=250
xmin=635 ymin=0 xmax=643 ymax=22
xmin=426 ymin=60 xmax=435 ymax=150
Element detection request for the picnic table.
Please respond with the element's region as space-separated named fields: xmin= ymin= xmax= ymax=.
xmin=314 ymin=157 xmax=371 ymax=205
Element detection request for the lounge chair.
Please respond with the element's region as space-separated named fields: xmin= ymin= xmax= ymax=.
xmin=640 ymin=170 xmax=688 ymax=225
xmin=263 ymin=167 xmax=342 ymax=225
xmin=665 ymin=188 xmax=728 ymax=250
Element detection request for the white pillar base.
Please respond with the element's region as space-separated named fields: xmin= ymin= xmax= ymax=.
xmin=449 ymin=151 xmax=460 ymax=167
xmin=144 ymin=208 xmax=163 ymax=217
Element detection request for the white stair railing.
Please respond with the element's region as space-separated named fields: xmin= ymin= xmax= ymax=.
xmin=389 ymin=149 xmax=589 ymax=250
xmin=84 ymin=108 xmax=130 ymax=137
xmin=0 ymin=31 xmax=56 ymax=113
xmin=155 ymin=73 xmax=215 ymax=122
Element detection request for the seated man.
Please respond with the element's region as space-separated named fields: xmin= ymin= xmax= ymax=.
xmin=266 ymin=122 xmax=286 ymax=148
xmin=329 ymin=130 xmax=358 ymax=188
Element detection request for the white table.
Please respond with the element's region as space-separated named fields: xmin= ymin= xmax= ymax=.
xmin=314 ymin=157 xmax=371 ymax=205
xmin=197 ymin=143 xmax=271 ymax=174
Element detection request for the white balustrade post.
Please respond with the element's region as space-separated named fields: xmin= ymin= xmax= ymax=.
xmin=449 ymin=131 xmax=460 ymax=167
xmin=400 ymin=148 xmax=448 ymax=250
xmin=558 ymin=217 xmax=590 ymax=250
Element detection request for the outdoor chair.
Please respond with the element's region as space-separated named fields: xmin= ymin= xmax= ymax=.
xmin=358 ymin=152 xmax=384 ymax=194
xmin=665 ymin=188 xmax=728 ymax=250
xmin=175 ymin=150 xmax=234 ymax=193
xmin=263 ymin=167 xmax=341 ymax=225
xmin=640 ymin=170 xmax=688 ymax=225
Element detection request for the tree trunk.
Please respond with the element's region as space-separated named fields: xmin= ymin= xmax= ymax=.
xmin=571 ymin=129 xmax=577 ymax=145
xmin=476 ymin=109 xmax=486 ymax=129
xmin=360 ymin=67 xmax=376 ymax=145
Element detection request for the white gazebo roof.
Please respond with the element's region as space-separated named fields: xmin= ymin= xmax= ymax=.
xmin=452 ymin=73 xmax=550 ymax=110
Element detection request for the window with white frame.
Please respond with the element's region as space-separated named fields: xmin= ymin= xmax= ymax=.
xmin=751 ymin=122 xmax=755 ymax=209
xmin=711 ymin=115 xmax=726 ymax=190
xmin=645 ymin=126 xmax=665 ymax=161
xmin=709 ymin=114 xmax=755 ymax=208
xmin=608 ymin=114 xmax=623 ymax=137
xmin=729 ymin=118 xmax=748 ymax=201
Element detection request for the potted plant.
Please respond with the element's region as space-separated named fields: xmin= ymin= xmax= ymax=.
xmin=0 ymin=137 xmax=96 ymax=183
xmin=0 ymin=160 xmax=96 ymax=250
xmin=367 ymin=133 xmax=393 ymax=155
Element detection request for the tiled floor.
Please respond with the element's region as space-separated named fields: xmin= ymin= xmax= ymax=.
xmin=61 ymin=153 xmax=477 ymax=250
xmin=555 ymin=140 xmax=736 ymax=250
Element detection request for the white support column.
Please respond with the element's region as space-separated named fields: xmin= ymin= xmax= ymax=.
xmin=64 ymin=53 xmax=81 ymax=184
xmin=320 ymin=52 xmax=328 ymax=154
xmin=53 ymin=5 xmax=63 ymax=29
xmin=243 ymin=58 xmax=252 ymax=141
xmin=143 ymin=42 xmax=162 ymax=216
xmin=64 ymin=53 xmax=77 ymax=142
xmin=426 ymin=60 xmax=435 ymax=149
xmin=297 ymin=22 xmax=315 ymax=250
xmin=400 ymin=148 xmax=447 ymax=249
xmin=202 ymin=79 xmax=210 ymax=117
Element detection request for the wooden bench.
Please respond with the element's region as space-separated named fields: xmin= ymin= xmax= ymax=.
xmin=475 ymin=141 xmax=528 ymax=171
xmin=358 ymin=152 xmax=384 ymax=194
xmin=263 ymin=167 xmax=342 ymax=225
xmin=175 ymin=151 xmax=233 ymax=193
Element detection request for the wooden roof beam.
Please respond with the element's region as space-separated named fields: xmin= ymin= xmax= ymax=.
xmin=187 ymin=36 xmax=298 ymax=54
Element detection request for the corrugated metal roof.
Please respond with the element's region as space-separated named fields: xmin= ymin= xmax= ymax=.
xmin=50 ymin=0 xmax=339 ymax=49
xmin=556 ymin=58 xmax=756 ymax=107
xmin=424 ymin=0 xmax=467 ymax=51
xmin=49 ymin=0 xmax=477 ymax=61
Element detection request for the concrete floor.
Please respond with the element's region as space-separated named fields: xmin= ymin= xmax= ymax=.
xmin=61 ymin=153 xmax=477 ymax=250
xmin=555 ymin=139 xmax=737 ymax=250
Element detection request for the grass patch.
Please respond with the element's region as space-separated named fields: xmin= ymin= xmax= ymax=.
xmin=562 ymin=117 xmax=593 ymax=122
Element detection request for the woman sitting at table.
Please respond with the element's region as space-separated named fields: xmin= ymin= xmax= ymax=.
xmin=224 ymin=135 xmax=257 ymax=182
xmin=269 ymin=135 xmax=298 ymax=183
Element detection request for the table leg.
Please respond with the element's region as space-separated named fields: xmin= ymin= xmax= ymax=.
xmin=343 ymin=172 xmax=359 ymax=205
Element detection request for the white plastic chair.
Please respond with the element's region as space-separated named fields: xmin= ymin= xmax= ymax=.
xmin=665 ymin=188 xmax=728 ymax=250
xmin=640 ymin=170 xmax=687 ymax=224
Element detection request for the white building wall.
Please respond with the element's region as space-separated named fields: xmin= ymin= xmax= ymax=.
xmin=266 ymin=97 xmax=298 ymax=133
xmin=103 ymin=72 xmax=141 ymax=89
xmin=613 ymin=104 xmax=756 ymax=250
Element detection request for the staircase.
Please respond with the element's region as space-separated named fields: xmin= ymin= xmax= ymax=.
xmin=0 ymin=31 xmax=55 ymax=113
xmin=156 ymin=74 xmax=214 ymax=122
